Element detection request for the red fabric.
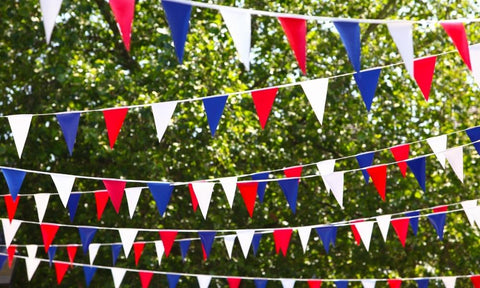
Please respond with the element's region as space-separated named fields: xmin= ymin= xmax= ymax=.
xmin=4 ymin=195 xmax=19 ymax=222
xmin=54 ymin=262 xmax=69 ymax=285
xmin=284 ymin=166 xmax=303 ymax=178
xmin=414 ymin=56 xmax=437 ymax=101
xmin=188 ymin=183 xmax=199 ymax=212
xmin=227 ymin=278 xmax=242 ymax=288
xmin=40 ymin=223 xmax=59 ymax=253
xmin=94 ymin=191 xmax=109 ymax=220
xmin=103 ymin=108 xmax=129 ymax=149
xmin=251 ymin=87 xmax=279 ymax=129
xmin=278 ymin=17 xmax=307 ymax=74
xmin=139 ymin=271 xmax=154 ymax=288
xmin=391 ymin=218 xmax=410 ymax=247
xmin=109 ymin=0 xmax=136 ymax=51
xmin=471 ymin=275 xmax=480 ymax=288
xmin=308 ymin=280 xmax=322 ymax=288
xmin=433 ymin=205 xmax=448 ymax=213
xmin=441 ymin=22 xmax=471 ymax=70
xmin=66 ymin=246 xmax=77 ymax=266
xmin=390 ymin=144 xmax=410 ymax=177
xmin=237 ymin=182 xmax=258 ymax=217
xmin=273 ymin=229 xmax=293 ymax=256
xmin=350 ymin=219 xmax=365 ymax=246
xmin=159 ymin=231 xmax=178 ymax=257
xmin=366 ymin=165 xmax=388 ymax=201
xmin=7 ymin=245 xmax=16 ymax=268
xmin=103 ymin=180 xmax=126 ymax=214
xmin=133 ymin=242 xmax=145 ymax=266
xmin=388 ymin=279 xmax=402 ymax=288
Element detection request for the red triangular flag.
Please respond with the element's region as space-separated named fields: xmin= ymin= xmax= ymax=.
xmin=103 ymin=180 xmax=126 ymax=214
xmin=366 ymin=165 xmax=387 ymax=201
xmin=103 ymin=108 xmax=129 ymax=149
xmin=66 ymin=245 xmax=77 ymax=266
xmin=350 ymin=219 xmax=364 ymax=246
xmin=388 ymin=279 xmax=402 ymax=288
xmin=4 ymin=195 xmax=20 ymax=223
xmin=237 ymin=182 xmax=258 ymax=217
xmin=40 ymin=223 xmax=60 ymax=253
xmin=278 ymin=17 xmax=307 ymax=74
xmin=133 ymin=242 xmax=145 ymax=266
xmin=109 ymin=0 xmax=136 ymax=52
xmin=414 ymin=56 xmax=436 ymax=101
xmin=273 ymin=228 xmax=292 ymax=256
xmin=7 ymin=245 xmax=16 ymax=268
xmin=228 ymin=278 xmax=242 ymax=288
xmin=159 ymin=231 xmax=177 ymax=257
xmin=188 ymin=183 xmax=199 ymax=212
xmin=390 ymin=144 xmax=409 ymax=177
xmin=54 ymin=262 xmax=69 ymax=285
xmin=94 ymin=191 xmax=109 ymax=220
xmin=251 ymin=87 xmax=279 ymax=129
xmin=308 ymin=280 xmax=322 ymax=288
xmin=284 ymin=166 xmax=303 ymax=178
xmin=391 ymin=218 xmax=409 ymax=247
xmin=441 ymin=22 xmax=471 ymax=70
xmin=139 ymin=271 xmax=154 ymax=288
xmin=471 ymin=275 xmax=480 ymax=288
xmin=433 ymin=205 xmax=448 ymax=213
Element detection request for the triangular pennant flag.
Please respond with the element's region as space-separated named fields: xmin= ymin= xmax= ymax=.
xmin=317 ymin=159 xmax=336 ymax=192
xmin=407 ymin=157 xmax=426 ymax=191
xmin=67 ymin=245 xmax=77 ymax=266
xmin=119 ymin=228 xmax=138 ymax=257
xmin=387 ymin=22 xmax=414 ymax=77
xmin=39 ymin=0 xmax=63 ymax=44
xmin=7 ymin=114 xmax=32 ymax=158
xmin=26 ymin=245 xmax=37 ymax=259
xmin=297 ymin=226 xmax=312 ymax=253
xmin=154 ymin=240 xmax=165 ymax=266
xmin=427 ymin=135 xmax=447 ymax=169
xmin=56 ymin=112 xmax=80 ymax=156
xmin=199 ymin=231 xmax=216 ymax=260
xmin=103 ymin=108 xmax=128 ymax=149
xmin=441 ymin=22 xmax=471 ymax=70
xmin=25 ymin=258 xmax=41 ymax=281
xmin=281 ymin=279 xmax=296 ymax=288
xmin=111 ymin=244 xmax=122 ymax=266
xmin=471 ymin=276 xmax=480 ymax=288
xmin=40 ymin=223 xmax=59 ymax=253
xmin=278 ymin=17 xmax=307 ymax=74
xmin=335 ymin=280 xmax=349 ymax=288
xmin=159 ymin=230 xmax=177 ymax=257
xmin=133 ymin=242 xmax=145 ymax=266
xmin=192 ymin=182 xmax=215 ymax=219
xmin=7 ymin=245 xmax=16 ymax=268
xmin=48 ymin=246 xmax=57 ymax=267
xmin=470 ymin=44 xmax=480 ymax=86
xmin=252 ymin=233 xmax=263 ymax=256
xmin=353 ymin=68 xmax=382 ymax=112
xmin=236 ymin=230 xmax=255 ymax=258
xmin=111 ymin=267 xmax=127 ymax=288
xmin=167 ymin=274 xmax=181 ymax=288
xmin=252 ymin=172 xmax=269 ymax=203
xmin=103 ymin=180 xmax=127 ymax=214
xmin=223 ymin=235 xmax=236 ymax=259
xmin=51 ymin=173 xmax=75 ymax=208
xmin=54 ymin=262 xmax=69 ymax=284
xmin=4 ymin=195 xmax=19 ymax=223
xmin=301 ymin=78 xmax=329 ymax=124
xmin=323 ymin=172 xmax=345 ymax=208
xmin=139 ymin=271 xmax=154 ymax=288
xmin=220 ymin=177 xmax=237 ymax=208
xmin=273 ymin=229 xmax=292 ymax=256
xmin=284 ymin=166 xmax=302 ymax=178
xmin=83 ymin=266 xmax=97 ymax=288
xmin=376 ymin=215 xmax=391 ymax=242
xmin=89 ymin=243 xmax=101 ymax=265
xmin=315 ymin=226 xmax=338 ymax=254
xmin=203 ymin=95 xmax=228 ymax=137
xmin=413 ymin=56 xmax=437 ymax=101
xmin=334 ymin=21 xmax=360 ymax=71
xmin=197 ymin=275 xmax=212 ymax=288
xmin=466 ymin=127 xmax=480 ymax=155
xmin=66 ymin=193 xmax=81 ymax=222
xmin=220 ymin=8 xmax=251 ymax=70
xmin=354 ymin=221 xmax=374 ymax=251
xmin=228 ymin=278 xmax=242 ymax=288
xmin=405 ymin=211 xmax=420 ymax=236
xmin=356 ymin=152 xmax=375 ymax=184
xmin=308 ymin=280 xmax=322 ymax=288
xmin=255 ymin=279 xmax=268 ymax=288
xmin=278 ymin=178 xmax=299 ymax=214
xmin=188 ymin=183 xmax=199 ymax=212
xmin=2 ymin=168 xmax=26 ymax=201
xmin=362 ymin=280 xmax=376 ymax=288
xmin=162 ymin=0 xmax=192 ymax=63
xmin=148 ymin=183 xmax=174 ymax=217
xmin=461 ymin=200 xmax=478 ymax=227
xmin=441 ymin=277 xmax=456 ymax=288
xmin=428 ymin=211 xmax=447 ymax=240
xmin=125 ymin=187 xmax=142 ymax=219
xmin=151 ymin=101 xmax=177 ymax=143
xmin=366 ymin=165 xmax=387 ymax=201
xmin=391 ymin=218 xmax=409 ymax=247
xmin=388 ymin=279 xmax=402 ymax=288
xmin=416 ymin=279 xmax=429 ymax=288
xmin=78 ymin=227 xmax=98 ymax=254
xmin=237 ymin=182 xmax=258 ymax=217
xmin=94 ymin=191 xmax=109 ymax=221
xmin=179 ymin=240 xmax=191 ymax=261
xmin=444 ymin=147 xmax=463 ymax=182
xmin=251 ymin=87 xmax=279 ymax=129
xmin=350 ymin=220 xmax=364 ymax=246
xmin=390 ymin=144 xmax=410 ymax=177
xmin=2 ymin=219 xmax=21 ymax=247
xmin=109 ymin=0 xmax=135 ymax=52
xmin=34 ymin=193 xmax=49 ymax=223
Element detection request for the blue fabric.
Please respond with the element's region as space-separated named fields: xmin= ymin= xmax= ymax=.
xmin=162 ymin=0 xmax=192 ymax=63
xmin=67 ymin=193 xmax=81 ymax=222
xmin=315 ymin=226 xmax=338 ymax=254
xmin=167 ymin=274 xmax=181 ymax=288
xmin=333 ymin=21 xmax=361 ymax=72
xmin=428 ymin=213 xmax=447 ymax=240
xmin=203 ymin=95 xmax=228 ymax=137
xmin=466 ymin=127 xmax=480 ymax=155
xmin=2 ymin=168 xmax=26 ymax=201
xmin=83 ymin=266 xmax=97 ymax=287
xmin=56 ymin=112 xmax=80 ymax=156
xmin=111 ymin=244 xmax=122 ymax=266
xmin=252 ymin=172 xmax=269 ymax=203
xmin=335 ymin=280 xmax=349 ymax=288
xmin=251 ymin=233 xmax=263 ymax=256
xmin=148 ymin=183 xmax=174 ymax=216
xmin=353 ymin=68 xmax=382 ymax=111
xmin=254 ymin=279 xmax=268 ymax=288
xmin=198 ymin=231 xmax=216 ymax=259
xmin=78 ymin=227 xmax=98 ymax=254
xmin=416 ymin=279 xmax=429 ymax=288
xmin=407 ymin=157 xmax=426 ymax=191
xmin=356 ymin=152 xmax=375 ymax=183
xmin=405 ymin=211 xmax=420 ymax=236
xmin=48 ymin=246 xmax=57 ymax=267
xmin=278 ymin=178 xmax=299 ymax=214
xmin=179 ymin=240 xmax=191 ymax=261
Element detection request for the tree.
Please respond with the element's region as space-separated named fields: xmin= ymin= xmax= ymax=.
xmin=1 ymin=0 xmax=479 ymax=287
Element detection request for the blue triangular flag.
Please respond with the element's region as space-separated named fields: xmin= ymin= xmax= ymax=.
xmin=315 ymin=226 xmax=337 ymax=254
xmin=466 ymin=127 xmax=480 ymax=154
xmin=67 ymin=193 xmax=81 ymax=223
xmin=148 ymin=183 xmax=174 ymax=217
xmin=2 ymin=168 xmax=26 ymax=201
xmin=333 ymin=21 xmax=361 ymax=72
xmin=254 ymin=279 xmax=268 ymax=288
xmin=353 ymin=68 xmax=382 ymax=112
xmin=48 ymin=246 xmax=57 ymax=267
xmin=203 ymin=95 xmax=228 ymax=137
xmin=56 ymin=112 xmax=80 ymax=156
xmin=198 ymin=231 xmax=216 ymax=259
xmin=356 ymin=152 xmax=375 ymax=183
xmin=167 ymin=274 xmax=181 ymax=288
xmin=179 ymin=240 xmax=191 ymax=261
xmin=252 ymin=233 xmax=263 ymax=256
xmin=78 ymin=227 xmax=98 ymax=254
xmin=278 ymin=178 xmax=299 ymax=214
xmin=83 ymin=266 xmax=97 ymax=287
xmin=416 ymin=279 xmax=429 ymax=288
xmin=405 ymin=211 xmax=420 ymax=236
xmin=0 ymin=255 xmax=6 ymax=269
xmin=407 ymin=157 xmax=426 ymax=191
xmin=335 ymin=280 xmax=349 ymax=288
xmin=111 ymin=244 xmax=122 ymax=265
xmin=428 ymin=213 xmax=447 ymax=240
xmin=162 ymin=0 xmax=192 ymax=63
xmin=252 ymin=172 xmax=269 ymax=203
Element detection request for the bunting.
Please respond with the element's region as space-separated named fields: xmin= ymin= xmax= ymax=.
xmin=220 ymin=8 xmax=251 ymax=70
xmin=151 ymin=101 xmax=177 ymax=143
xmin=109 ymin=0 xmax=136 ymax=52
xmin=334 ymin=21 xmax=361 ymax=72
xmin=51 ymin=173 xmax=75 ymax=208
xmin=387 ymin=22 xmax=414 ymax=77
xmin=2 ymin=168 xmax=26 ymax=201
xmin=301 ymin=78 xmax=329 ymax=125
xmin=148 ymin=183 xmax=174 ymax=217
xmin=103 ymin=108 xmax=128 ymax=149
xmin=237 ymin=182 xmax=258 ymax=217
xmin=441 ymin=22 xmax=471 ymax=70
xmin=353 ymin=68 xmax=382 ymax=111
xmin=125 ymin=188 xmax=142 ymax=219
xmin=251 ymin=87 xmax=279 ymax=129
xmin=413 ymin=56 xmax=437 ymax=101
xmin=162 ymin=0 xmax=192 ymax=63
xmin=252 ymin=172 xmax=269 ymax=203
xmin=390 ymin=144 xmax=409 ymax=177
xmin=39 ymin=0 xmax=63 ymax=44
xmin=273 ymin=229 xmax=292 ymax=256
xmin=191 ymin=182 xmax=215 ymax=219
xmin=356 ymin=152 xmax=375 ymax=184
xmin=103 ymin=180 xmax=127 ymax=214
xmin=5 ymin=195 xmax=19 ymax=223
xmin=366 ymin=165 xmax=387 ymax=201
xmin=40 ymin=223 xmax=59 ymax=253
xmin=202 ymin=95 xmax=228 ymax=137
xmin=56 ymin=112 xmax=80 ymax=156
xmin=278 ymin=17 xmax=307 ymax=74
xmin=94 ymin=191 xmax=109 ymax=220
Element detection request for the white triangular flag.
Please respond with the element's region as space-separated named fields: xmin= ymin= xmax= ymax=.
xmin=111 ymin=267 xmax=127 ymax=288
xmin=192 ymin=182 xmax=215 ymax=219
xmin=323 ymin=172 xmax=344 ymax=208
xmin=317 ymin=159 xmax=336 ymax=193
xmin=281 ymin=279 xmax=296 ymax=288
xmin=125 ymin=187 xmax=142 ymax=219
xmin=301 ymin=78 xmax=329 ymax=125
xmin=7 ymin=114 xmax=32 ymax=159
xmin=118 ymin=228 xmax=138 ymax=257
xmin=354 ymin=221 xmax=374 ymax=251
xmin=441 ymin=276 xmax=456 ymax=288
xmin=219 ymin=177 xmax=237 ymax=208
xmin=387 ymin=22 xmax=414 ymax=77
xmin=89 ymin=243 xmax=101 ymax=265
xmin=151 ymin=102 xmax=177 ymax=143
xmin=470 ymin=43 xmax=480 ymax=86
xmin=470 ymin=206 xmax=480 ymax=229
xmin=154 ymin=240 xmax=165 ymax=266
xmin=223 ymin=235 xmax=236 ymax=259
xmin=197 ymin=275 xmax=212 ymax=288
xmin=362 ymin=279 xmax=376 ymax=288
xmin=25 ymin=258 xmax=41 ymax=281
xmin=461 ymin=200 xmax=478 ymax=227
xmin=236 ymin=230 xmax=255 ymax=258
xmin=376 ymin=214 xmax=391 ymax=242
xmin=2 ymin=219 xmax=21 ymax=247
xmin=50 ymin=173 xmax=75 ymax=208
xmin=39 ymin=0 xmax=63 ymax=44
xmin=220 ymin=8 xmax=251 ymax=70
xmin=444 ymin=146 xmax=463 ymax=182
xmin=34 ymin=193 xmax=50 ymax=223
xmin=427 ymin=135 xmax=447 ymax=169
xmin=297 ymin=226 xmax=312 ymax=253
xmin=26 ymin=245 xmax=38 ymax=258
